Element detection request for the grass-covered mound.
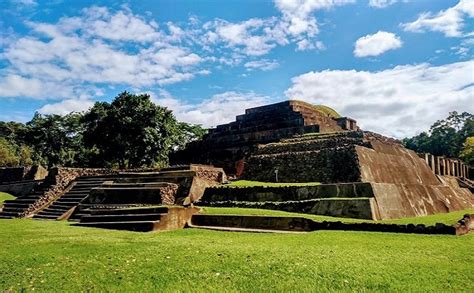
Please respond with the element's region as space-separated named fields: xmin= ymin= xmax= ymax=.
xmin=0 ymin=192 xmax=14 ymax=204
xmin=0 ymin=208 xmax=473 ymax=292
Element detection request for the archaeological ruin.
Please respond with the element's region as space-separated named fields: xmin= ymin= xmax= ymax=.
xmin=0 ymin=100 xmax=473 ymax=234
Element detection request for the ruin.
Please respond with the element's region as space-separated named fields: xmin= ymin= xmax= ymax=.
xmin=0 ymin=100 xmax=473 ymax=232
xmin=175 ymin=100 xmax=474 ymax=220
xmin=171 ymin=100 xmax=358 ymax=175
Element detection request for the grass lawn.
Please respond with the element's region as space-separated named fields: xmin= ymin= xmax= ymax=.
xmin=225 ymin=180 xmax=320 ymax=187
xmin=1 ymin=209 xmax=473 ymax=292
xmin=202 ymin=207 xmax=474 ymax=225
xmin=0 ymin=192 xmax=14 ymax=204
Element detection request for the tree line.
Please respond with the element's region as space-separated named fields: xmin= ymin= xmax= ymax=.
xmin=0 ymin=92 xmax=206 ymax=169
xmin=402 ymin=111 xmax=473 ymax=166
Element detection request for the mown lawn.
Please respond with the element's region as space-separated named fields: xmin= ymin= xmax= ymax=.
xmin=0 ymin=192 xmax=14 ymax=204
xmin=202 ymin=207 xmax=474 ymax=225
xmin=0 ymin=208 xmax=473 ymax=292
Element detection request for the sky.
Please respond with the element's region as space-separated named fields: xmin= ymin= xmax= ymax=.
xmin=0 ymin=0 xmax=473 ymax=138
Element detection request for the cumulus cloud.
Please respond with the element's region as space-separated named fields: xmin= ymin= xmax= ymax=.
xmin=153 ymin=90 xmax=272 ymax=128
xmin=354 ymin=31 xmax=402 ymax=57
xmin=0 ymin=2 xmax=358 ymax=103
xmin=0 ymin=7 xmax=205 ymax=100
xmin=401 ymin=0 xmax=474 ymax=37
xmin=296 ymin=39 xmax=326 ymax=51
xmin=285 ymin=60 xmax=474 ymax=137
xmin=274 ymin=0 xmax=355 ymax=36
xmin=38 ymin=98 xmax=95 ymax=115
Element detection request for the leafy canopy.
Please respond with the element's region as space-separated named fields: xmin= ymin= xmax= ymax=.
xmin=403 ymin=111 xmax=474 ymax=165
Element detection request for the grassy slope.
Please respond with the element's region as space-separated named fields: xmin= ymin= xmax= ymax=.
xmin=202 ymin=207 xmax=474 ymax=225
xmin=0 ymin=217 xmax=473 ymax=292
xmin=225 ymin=180 xmax=320 ymax=187
xmin=0 ymin=192 xmax=14 ymax=204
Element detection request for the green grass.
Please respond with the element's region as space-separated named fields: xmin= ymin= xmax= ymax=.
xmin=0 ymin=214 xmax=473 ymax=291
xmin=225 ymin=180 xmax=321 ymax=187
xmin=383 ymin=208 xmax=474 ymax=226
xmin=0 ymin=192 xmax=14 ymax=204
xmin=201 ymin=206 xmax=370 ymax=223
xmin=202 ymin=207 xmax=474 ymax=226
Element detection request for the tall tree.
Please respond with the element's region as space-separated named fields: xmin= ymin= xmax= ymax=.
xmin=25 ymin=112 xmax=84 ymax=167
xmin=82 ymin=91 xmax=181 ymax=168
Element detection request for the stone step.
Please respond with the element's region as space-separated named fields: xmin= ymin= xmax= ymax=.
xmin=63 ymin=194 xmax=90 ymax=198
xmin=19 ymin=196 xmax=43 ymax=200
xmin=68 ymin=187 xmax=97 ymax=191
xmin=56 ymin=197 xmax=86 ymax=202
xmin=0 ymin=215 xmax=15 ymax=219
xmin=80 ymin=214 xmax=164 ymax=223
xmin=70 ymin=184 xmax=104 ymax=189
xmin=9 ymin=198 xmax=38 ymax=203
xmin=3 ymin=202 xmax=31 ymax=208
xmin=39 ymin=207 xmax=70 ymax=213
xmin=48 ymin=204 xmax=75 ymax=210
xmin=0 ymin=211 xmax=22 ymax=217
xmin=73 ymin=221 xmax=160 ymax=232
xmin=190 ymin=214 xmax=314 ymax=232
xmin=35 ymin=209 xmax=64 ymax=216
xmin=33 ymin=214 xmax=60 ymax=220
xmin=89 ymin=206 xmax=169 ymax=215
xmin=51 ymin=201 xmax=78 ymax=206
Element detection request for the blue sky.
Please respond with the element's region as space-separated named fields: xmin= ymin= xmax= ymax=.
xmin=0 ymin=0 xmax=473 ymax=137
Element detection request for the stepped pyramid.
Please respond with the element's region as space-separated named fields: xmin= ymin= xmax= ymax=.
xmin=174 ymin=100 xmax=474 ymax=220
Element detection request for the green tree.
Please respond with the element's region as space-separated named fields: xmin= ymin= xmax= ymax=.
xmin=82 ymin=91 xmax=181 ymax=168
xmin=174 ymin=122 xmax=207 ymax=151
xmin=403 ymin=111 xmax=474 ymax=158
xmin=25 ymin=112 xmax=85 ymax=167
xmin=0 ymin=138 xmax=20 ymax=167
xmin=460 ymin=137 xmax=474 ymax=167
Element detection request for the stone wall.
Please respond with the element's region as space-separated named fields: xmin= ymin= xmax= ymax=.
xmin=0 ymin=167 xmax=25 ymax=183
xmin=243 ymin=132 xmax=367 ymax=183
xmin=201 ymin=183 xmax=374 ymax=202
xmin=0 ymin=166 xmax=48 ymax=183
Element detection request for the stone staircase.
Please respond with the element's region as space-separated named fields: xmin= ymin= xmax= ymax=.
xmin=73 ymin=206 xmax=198 ymax=232
xmin=0 ymin=184 xmax=49 ymax=219
xmin=33 ymin=176 xmax=110 ymax=220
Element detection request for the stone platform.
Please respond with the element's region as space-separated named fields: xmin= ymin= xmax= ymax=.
xmin=171 ymin=100 xmax=358 ymax=175
xmin=238 ymin=131 xmax=474 ymax=219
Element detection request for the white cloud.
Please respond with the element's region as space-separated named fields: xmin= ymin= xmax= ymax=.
xmin=274 ymin=0 xmax=355 ymax=36
xmin=401 ymin=0 xmax=474 ymax=37
xmin=244 ymin=59 xmax=279 ymax=71
xmin=38 ymin=98 xmax=95 ymax=115
xmin=354 ymin=31 xmax=402 ymax=57
xmin=285 ymin=60 xmax=474 ymax=137
xmin=296 ymin=39 xmax=326 ymax=51
xmin=0 ymin=7 xmax=205 ymax=100
xmin=368 ymin=0 xmax=400 ymax=8
xmin=153 ymin=90 xmax=272 ymax=128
